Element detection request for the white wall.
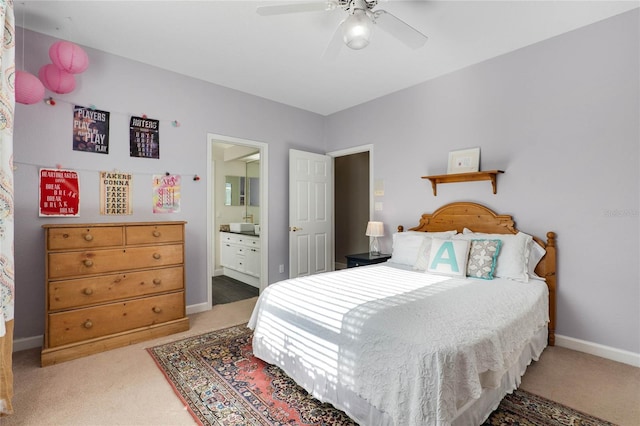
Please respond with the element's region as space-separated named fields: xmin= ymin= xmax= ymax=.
xmin=324 ymin=10 xmax=639 ymax=354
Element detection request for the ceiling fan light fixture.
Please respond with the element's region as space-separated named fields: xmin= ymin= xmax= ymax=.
xmin=342 ymin=9 xmax=372 ymax=50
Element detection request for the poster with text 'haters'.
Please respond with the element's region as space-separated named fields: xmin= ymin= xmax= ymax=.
xmin=73 ymin=105 xmax=110 ymax=154
xmin=130 ymin=116 xmax=159 ymax=159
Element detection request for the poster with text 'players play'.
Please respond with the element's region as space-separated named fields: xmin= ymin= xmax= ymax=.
xmin=73 ymin=105 xmax=110 ymax=154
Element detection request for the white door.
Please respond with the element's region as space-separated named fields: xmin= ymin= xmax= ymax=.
xmin=289 ymin=149 xmax=333 ymax=278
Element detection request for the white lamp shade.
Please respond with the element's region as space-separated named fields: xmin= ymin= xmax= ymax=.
xmin=365 ymin=221 xmax=384 ymax=237
xmin=342 ymin=9 xmax=372 ymax=50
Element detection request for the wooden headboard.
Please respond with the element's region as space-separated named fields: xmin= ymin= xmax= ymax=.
xmin=398 ymin=202 xmax=557 ymax=346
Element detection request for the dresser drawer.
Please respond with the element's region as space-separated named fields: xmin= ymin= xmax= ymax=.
xmin=48 ymin=244 xmax=184 ymax=279
xmin=48 ymin=266 xmax=184 ymax=311
xmin=126 ymin=224 xmax=184 ymax=245
xmin=47 ymin=226 xmax=124 ymax=251
xmin=47 ymin=291 xmax=185 ymax=347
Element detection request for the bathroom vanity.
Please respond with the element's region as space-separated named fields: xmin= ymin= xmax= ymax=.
xmin=219 ymin=231 xmax=260 ymax=287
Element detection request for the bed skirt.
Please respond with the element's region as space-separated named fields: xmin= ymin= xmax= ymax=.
xmin=452 ymin=324 xmax=548 ymax=425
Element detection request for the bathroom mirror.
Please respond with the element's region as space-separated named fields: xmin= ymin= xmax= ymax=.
xmin=224 ymin=175 xmax=245 ymax=206
xmin=247 ymin=161 xmax=260 ymax=207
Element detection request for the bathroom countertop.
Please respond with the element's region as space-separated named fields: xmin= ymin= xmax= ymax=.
xmin=221 ymin=230 xmax=260 ymax=237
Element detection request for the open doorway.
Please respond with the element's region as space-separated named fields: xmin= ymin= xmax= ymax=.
xmin=329 ymin=145 xmax=373 ymax=270
xmin=207 ymin=134 xmax=269 ymax=307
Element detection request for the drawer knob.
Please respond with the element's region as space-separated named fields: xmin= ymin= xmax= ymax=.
xmin=84 ymin=234 xmax=93 ymax=242
xmin=152 ymin=278 xmax=161 ymax=285
xmin=83 ymin=288 xmax=93 ymax=296
xmin=152 ymin=230 xmax=161 ymax=237
xmin=153 ymin=253 xmax=161 ymax=260
xmin=83 ymin=259 xmax=94 ymax=267
xmin=152 ymin=306 xmax=162 ymax=314
xmin=83 ymin=320 xmax=93 ymax=329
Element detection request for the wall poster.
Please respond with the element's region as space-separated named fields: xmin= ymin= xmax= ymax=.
xmin=152 ymin=174 xmax=180 ymax=213
xmin=39 ymin=168 xmax=80 ymax=217
xmin=130 ymin=116 xmax=159 ymax=158
xmin=73 ymin=105 xmax=110 ymax=154
xmin=100 ymin=171 xmax=133 ymax=215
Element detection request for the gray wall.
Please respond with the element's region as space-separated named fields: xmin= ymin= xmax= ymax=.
xmin=325 ymin=10 xmax=639 ymax=354
xmin=13 ymin=9 xmax=639 ymax=357
xmin=13 ymin=29 xmax=324 ymax=339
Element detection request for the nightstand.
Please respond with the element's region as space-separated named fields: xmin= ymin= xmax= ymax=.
xmin=345 ymin=252 xmax=391 ymax=268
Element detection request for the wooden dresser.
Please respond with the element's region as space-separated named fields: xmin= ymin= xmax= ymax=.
xmin=41 ymin=221 xmax=189 ymax=366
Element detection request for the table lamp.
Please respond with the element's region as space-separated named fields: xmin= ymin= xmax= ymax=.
xmin=365 ymin=221 xmax=384 ymax=255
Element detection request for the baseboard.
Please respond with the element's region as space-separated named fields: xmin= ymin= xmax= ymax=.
xmin=186 ymin=301 xmax=211 ymax=315
xmin=13 ymin=334 xmax=43 ymax=352
xmin=556 ymin=334 xmax=640 ymax=367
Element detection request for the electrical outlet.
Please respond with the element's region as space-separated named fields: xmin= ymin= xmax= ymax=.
xmin=279 ymin=264 xmax=284 ymax=273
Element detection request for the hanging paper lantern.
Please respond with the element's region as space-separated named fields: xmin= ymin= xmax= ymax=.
xmin=15 ymin=70 xmax=45 ymax=105
xmin=49 ymin=41 xmax=89 ymax=74
xmin=38 ymin=64 xmax=76 ymax=94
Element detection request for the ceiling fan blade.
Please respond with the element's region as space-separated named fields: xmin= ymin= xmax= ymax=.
xmin=322 ymin=20 xmax=345 ymax=60
xmin=257 ymin=1 xmax=336 ymax=16
xmin=373 ymin=10 xmax=427 ymax=49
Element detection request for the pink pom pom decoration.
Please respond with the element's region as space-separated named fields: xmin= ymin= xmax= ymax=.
xmin=49 ymin=41 xmax=89 ymax=74
xmin=15 ymin=70 xmax=45 ymax=105
xmin=39 ymin=64 xmax=76 ymax=94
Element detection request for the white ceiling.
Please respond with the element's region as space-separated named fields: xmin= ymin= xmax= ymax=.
xmin=15 ymin=1 xmax=639 ymax=116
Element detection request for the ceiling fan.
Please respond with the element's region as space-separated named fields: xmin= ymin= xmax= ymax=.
xmin=256 ymin=0 xmax=428 ymax=55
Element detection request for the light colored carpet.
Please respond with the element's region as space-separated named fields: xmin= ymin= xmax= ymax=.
xmin=3 ymin=296 xmax=639 ymax=426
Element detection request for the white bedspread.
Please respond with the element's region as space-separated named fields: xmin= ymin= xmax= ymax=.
xmin=248 ymin=264 xmax=549 ymax=425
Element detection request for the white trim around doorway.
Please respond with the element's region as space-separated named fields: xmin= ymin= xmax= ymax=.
xmin=207 ymin=133 xmax=269 ymax=309
xmin=328 ymin=144 xmax=374 ymax=270
xmin=327 ymin=144 xmax=375 ymax=222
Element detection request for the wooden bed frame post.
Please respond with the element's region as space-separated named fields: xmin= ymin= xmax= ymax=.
xmin=545 ymin=232 xmax=557 ymax=346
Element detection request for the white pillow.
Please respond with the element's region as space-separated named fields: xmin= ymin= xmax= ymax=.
xmin=528 ymin=241 xmax=546 ymax=279
xmin=412 ymin=231 xmax=458 ymax=271
xmin=390 ymin=230 xmax=457 ymax=267
xmin=389 ymin=232 xmax=426 ymax=266
xmin=457 ymin=229 xmax=532 ymax=282
xmin=427 ymin=238 xmax=470 ymax=277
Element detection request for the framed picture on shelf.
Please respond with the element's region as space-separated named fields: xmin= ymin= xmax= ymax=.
xmin=447 ymin=147 xmax=480 ymax=174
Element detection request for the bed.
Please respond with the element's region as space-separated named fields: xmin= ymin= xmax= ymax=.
xmin=248 ymin=202 xmax=557 ymax=425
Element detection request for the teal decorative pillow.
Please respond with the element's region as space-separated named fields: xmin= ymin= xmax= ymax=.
xmin=466 ymin=239 xmax=502 ymax=280
xmin=427 ymin=238 xmax=470 ymax=277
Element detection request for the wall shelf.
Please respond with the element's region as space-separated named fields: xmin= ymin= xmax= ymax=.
xmin=422 ymin=170 xmax=504 ymax=196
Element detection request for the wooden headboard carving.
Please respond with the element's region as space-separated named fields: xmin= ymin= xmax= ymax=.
xmin=398 ymin=202 xmax=557 ymax=346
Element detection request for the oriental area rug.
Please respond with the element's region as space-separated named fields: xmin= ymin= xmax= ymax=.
xmin=147 ymin=324 xmax=615 ymax=426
